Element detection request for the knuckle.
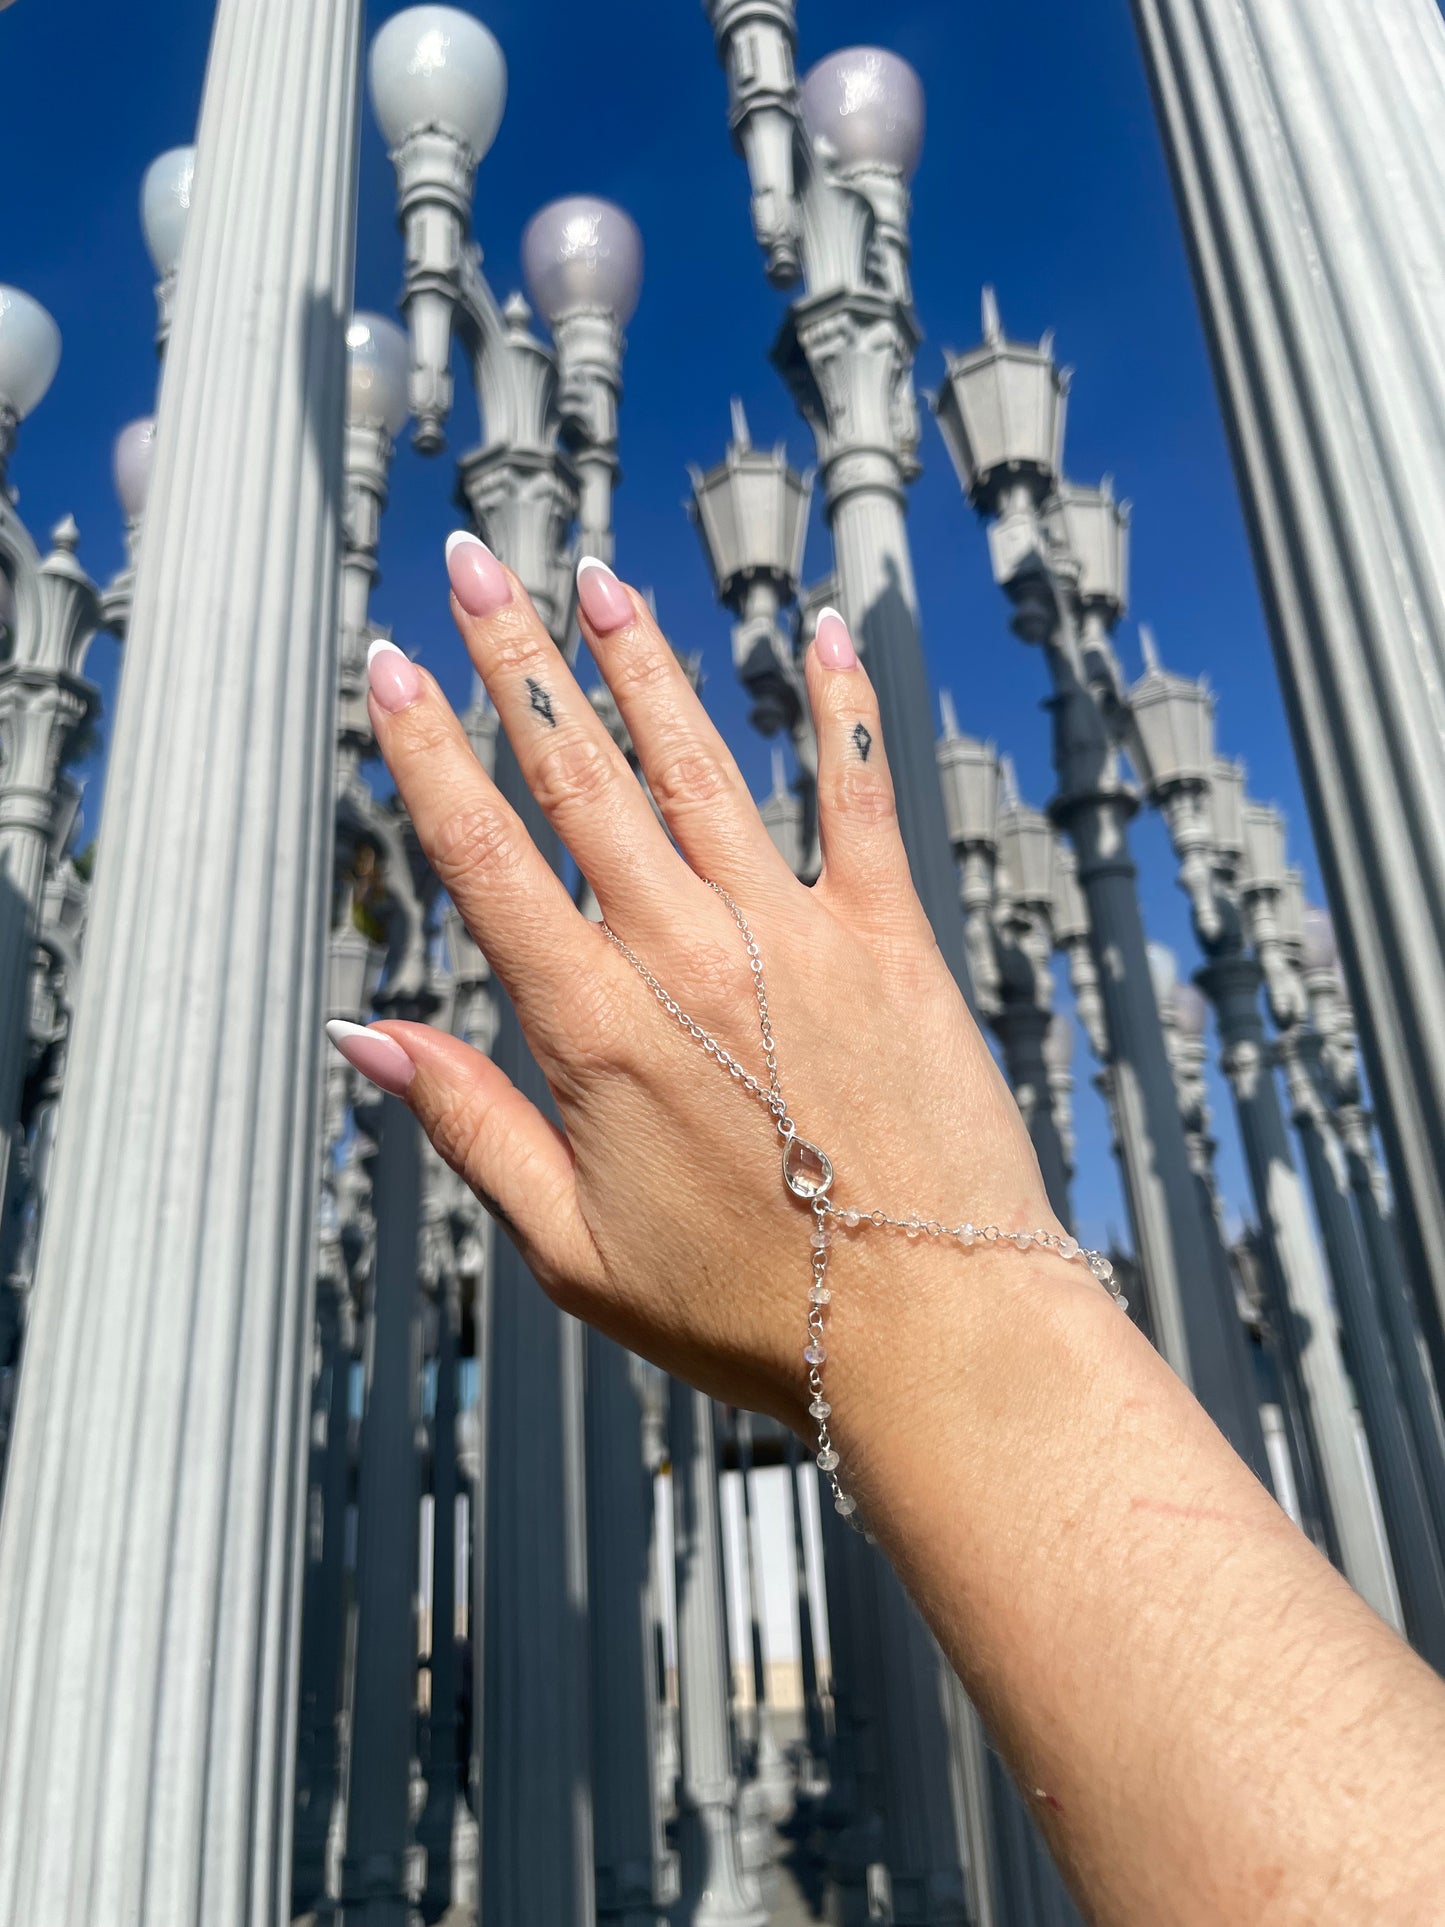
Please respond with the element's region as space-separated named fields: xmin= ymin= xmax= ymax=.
xmin=429 ymin=1082 xmax=502 ymax=1182
xmin=648 ymin=745 xmax=736 ymax=815
xmin=427 ymin=800 xmax=523 ymax=892
xmin=826 ymin=765 xmax=898 ymax=826
xmin=562 ymin=971 xmax=634 ymax=1074
xmin=529 ymin=731 xmax=615 ymax=816
xmin=607 ymin=644 xmax=675 ymax=697
xmin=670 ymin=936 xmax=749 ymax=1014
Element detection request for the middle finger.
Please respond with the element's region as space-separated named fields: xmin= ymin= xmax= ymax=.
xmin=445 ymin=531 xmax=697 ymax=925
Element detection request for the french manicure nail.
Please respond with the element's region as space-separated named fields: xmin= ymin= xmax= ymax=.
xmin=575 ymin=554 xmax=634 ymax=634
xmin=326 ymin=1019 xmax=416 ymax=1097
xmin=367 ymin=637 xmax=424 ymax=713
xmin=814 ymin=606 xmax=859 ymax=671
xmin=446 ymin=529 xmax=513 ymax=619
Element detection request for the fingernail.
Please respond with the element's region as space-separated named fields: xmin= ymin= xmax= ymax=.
xmin=447 ymin=529 xmax=513 ymax=619
xmin=576 ymin=555 xmax=634 ymax=634
xmin=326 ymin=1020 xmax=416 ymax=1097
xmin=814 ymin=607 xmax=859 ymax=671
xmin=368 ymin=638 xmax=423 ymax=713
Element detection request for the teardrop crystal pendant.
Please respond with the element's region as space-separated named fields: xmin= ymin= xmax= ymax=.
xmin=782 ymin=1133 xmax=834 ymax=1199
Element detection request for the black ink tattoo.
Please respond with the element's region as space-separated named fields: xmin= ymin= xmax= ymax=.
xmin=526 ymin=677 xmax=557 ymax=728
xmin=851 ymin=721 xmax=873 ymax=762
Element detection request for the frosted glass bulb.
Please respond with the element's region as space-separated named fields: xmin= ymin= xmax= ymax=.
xmin=0 ymin=285 xmax=61 ymax=420
xmin=799 ymin=47 xmax=925 ymax=179
xmin=521 ymin=197 xmax=643 ymax=326
xmin=368 ymin=6 xmax=507 ymax=158
xmin=141 ymin=146 xmax=197 ymax=276
xmin=346 ymin=313 xmax=411 ymax=434
xmin=113 ymin=417 xmax=158 ymax=521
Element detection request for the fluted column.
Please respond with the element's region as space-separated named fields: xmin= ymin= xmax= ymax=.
xmin=587 ymin=1335 xmax=664 ymax=1927
xmin=1129 ymin=0 xmax=1445 ymax=1378
xmin=1199 ymin=955 xmax=1398 ymax=1622
xmin=419 ymin=1256 xmax=463 ymax=1921
xmin=669 ymin=1383 xmax=766 ymax=1927
xmin=0 ymin=0 xmax=360 ymax=1914
xmin=1279 ymin=1037 xmax=1445 ymax=1661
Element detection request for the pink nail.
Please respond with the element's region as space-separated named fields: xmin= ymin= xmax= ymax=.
xmin=814 ymin=606 xmax=859 ymax=671
xmin=326 ymin=1020 xmax=416 ymax=1097
xmin=446 ymin=530 xmax=513 ymax=619
xmin=368 ymin=638 xmax=423 ymax=713
xmin=576 ymin=555 xmax=634 ymax=634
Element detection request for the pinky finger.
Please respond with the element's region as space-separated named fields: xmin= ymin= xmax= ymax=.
xmin=804 ymin=609 xmax=914 ymax=914
xmin=326 ymin=1020 xmax=602 ymax=1296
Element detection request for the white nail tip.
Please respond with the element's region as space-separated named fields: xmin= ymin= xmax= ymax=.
xmin=446 ymin=529 xmax=483 ymax=561
xmin=366 ymin=637 xmax=406 ymax=668
xmin=816 ymin=605 xmax=847 ymax=628
xmin=326 ymin=1019 xmax=371 ymax=1044
xmin=576 ymin=553 xmax=614 ymax=581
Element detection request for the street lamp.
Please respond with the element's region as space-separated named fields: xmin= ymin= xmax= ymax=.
xmin=140 ymin=146 xmax=196 ymax=349
xmin=934 ymin=291 xmax=1256 ymax=1451
xmin=0 ymin=286 xmax=61 ymax=478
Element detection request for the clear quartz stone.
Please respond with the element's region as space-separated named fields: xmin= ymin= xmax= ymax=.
xmin=803 ymin=1343 xmax=826 ymax=1365
xmin=783 ymin=1135 xmax=834 ymax=1199
xmin=1089 ymin=1254 xmax=1114 ymax=1284
xmin=816 ymin=1448 xmax=840 ymax=1472
xmin=905 ymin=1220 xmax=921 ymax=1238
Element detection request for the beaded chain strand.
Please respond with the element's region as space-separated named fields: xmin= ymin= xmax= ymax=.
xmin=600 ymin=883 xmax=1129 ymax=1522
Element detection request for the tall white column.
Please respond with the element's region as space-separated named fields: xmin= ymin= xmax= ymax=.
xmin=1128 ymin=0 xmax=1445 ymax=1376
xmin=0 ymin=0 xmax=360 ymax=1914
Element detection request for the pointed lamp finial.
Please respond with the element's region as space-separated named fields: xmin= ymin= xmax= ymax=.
xmin=939 ymin=688 xmax=960 ymax=739
xmin=770 ymin=743 xmax=787 ymax=796
xmin=729 ymin=395 xmax=751 ymax=452
xmin=1139 ymin=623 xmax=1160 ymax=673
xmin=981 ymin=284 xmax=1002 ymax=345
xmin=999 ymin=753 xmax=1020 ymax=807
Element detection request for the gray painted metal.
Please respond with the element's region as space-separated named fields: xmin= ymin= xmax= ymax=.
xmin=0 ymin=0 xmax=361 ymax=1912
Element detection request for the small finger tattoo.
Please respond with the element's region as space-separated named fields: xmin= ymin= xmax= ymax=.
xmin=851 ymin=721 xmax=873 ymax=762
xmin=526 ymin=678 xmax=558 ymax=728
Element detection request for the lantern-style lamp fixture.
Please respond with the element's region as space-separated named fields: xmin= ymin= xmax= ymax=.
xmin=522 ymin=196 xmax=644 ymax=329
xmin=368 ymin=5 xmax=507 ymax=159
xmin=1049 ymin=478 xmax=1129 ymax=627
xmin=687 ymin=398 xmax=811 ymax=606
xmin=113 ymin=418 xmax=159 ymax=523
xmin=346 ymin=313 xmax=412 ymax=437
xmin=1050 ymin=844 xmax=1088 ymax=945
xmin=935 ymin=690 xmax=1001 ymax=853
xmin=1207 ymin=756 xmax=1246 ymax=867
xmin=933 ymin=288 xmax=1069 ymax=515
xmin=0 ymin=285 xmax=61 ymax=440
xmin=141 ymin=147 xmax=197 ymax=278
xmin=1128 ymin=626 xmax=1215 ymax=797
xmin=1278 ymin=866 xmax=1307 ymax=956
xmin=797 ymin=47 xmax=925 ymax=180
xmin=0 ymin=568 xmax=15 ymax=650
xmin=1240 ymin=800 xmax=1288 ymax=896
xmin=1043 ymin=1010 xmax=1074 ymax=1076
xmin=997 ymin=763 xmax=1055 ymax=911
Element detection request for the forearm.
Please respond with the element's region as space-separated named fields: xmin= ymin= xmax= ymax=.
xmin=831 ymin=1247 xmax=1445 ymax=1925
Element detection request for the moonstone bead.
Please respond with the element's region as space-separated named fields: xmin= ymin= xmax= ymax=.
xmin=808 ymin=1284 xmax=832 ymax=1304
xmin=1057 ymin=1237 xmax=1079 ymax=1260
xmin=834 ymin=1494 xmax=858 ymax=1517
xmin=808 ymin=1398 xmax=831 ymax=1419
xmin=1013 ymin=1230 xmax=1033 ymax=1250
xmin=816 ymin=1448 xmax=840 ymax=1472
xmin=841 ymin=1209 xmax=859 ymax=1228
xmin=804 ymin=1343 xmax=826 ymax=1365
xmin=810 ymin=1227 xmax=829 ymax=1250
xmin=958 ymin=1224 xmax=975 ymax=1245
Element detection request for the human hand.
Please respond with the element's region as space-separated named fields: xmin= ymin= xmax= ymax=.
xmin=328 ymin=537 xmax=1066 ymax=1439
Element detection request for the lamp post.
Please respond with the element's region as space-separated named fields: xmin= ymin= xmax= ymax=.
xmin=369 ymin=14 xmax=645 ymax=1921
xmin=705 ymin=9 xmax=969 ymax=992
xmin=1127 ymin=0 xmax=1445 ymax=1390
xmin=933 ymin=300 xmax=1266 ymax=1477
xmin=0 ymin=0 xmax=363 ymax=1913
xmin=688 ymin=399 xmax=816 ymax=873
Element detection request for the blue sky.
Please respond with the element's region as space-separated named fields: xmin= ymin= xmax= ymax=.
xmin=0 ymin=0 xmax=1325 ymax=1253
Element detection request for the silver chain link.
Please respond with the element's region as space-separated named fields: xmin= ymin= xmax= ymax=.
xmin=600 ymin=881 xmax=1128 ymax=1525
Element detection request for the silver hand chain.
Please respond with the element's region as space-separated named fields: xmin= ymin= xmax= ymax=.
xmin=600 ymin=881 xmax=1128 ymax=1524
